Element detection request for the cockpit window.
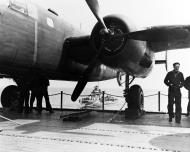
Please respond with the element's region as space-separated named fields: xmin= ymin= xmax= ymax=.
xmin=28 ymin=3 xmax=38 ymax=19
xmin=9 ymin=0 xmax=28 ymax=14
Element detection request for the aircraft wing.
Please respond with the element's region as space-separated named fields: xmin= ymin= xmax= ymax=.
xmin=65 ymin=25 xmax=190 ymax=64
xmin=144 ymin=25 xmax=190 ymax=52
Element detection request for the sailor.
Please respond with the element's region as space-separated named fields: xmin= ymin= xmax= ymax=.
xmin=164 ymin=62 xmax=184 ymax=123
xmin=37 ymin=76 xmax=53 ymax=113
xmin=29 ymin=76 xmax=39 ymax=112
xmin=187 ymin=91 xmax=190 ymax=116
xmin=184 ymin=76 xmax=190 ymax=116
xmin=14 ymin=76 xmax=30 ymax=113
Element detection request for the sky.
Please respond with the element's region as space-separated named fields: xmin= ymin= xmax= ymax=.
xmin=2 ymin=0 xmax=190 ymax=94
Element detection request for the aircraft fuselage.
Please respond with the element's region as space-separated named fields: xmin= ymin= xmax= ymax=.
xmin=0 ymin=0 xmax=154 ymax=82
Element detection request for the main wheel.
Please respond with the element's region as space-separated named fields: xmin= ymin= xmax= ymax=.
xmin=1 ymin=85 xmax=21 ymax=110
xmin=127 ymin=85 xmax=144 ymax=112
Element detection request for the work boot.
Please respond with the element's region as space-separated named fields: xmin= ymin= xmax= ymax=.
xmin=46 ymin=108 xmax=54 ymax=114
xmin=175 ymin=116 xmax=181 ymax=123
xmin=169 ymin=117 xmax=172 ymax=122
xmin=48 ymin=109 xmax=54 ymax=114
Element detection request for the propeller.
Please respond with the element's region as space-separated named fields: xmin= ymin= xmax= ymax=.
xmin=71 ymin=0 xmax=109 ymax=101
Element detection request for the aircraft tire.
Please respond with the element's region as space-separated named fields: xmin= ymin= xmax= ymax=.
xmin=127 ymin=85 xmax=144 ymax=112
xmin=1 ymin=85 xmax=21 ymax=110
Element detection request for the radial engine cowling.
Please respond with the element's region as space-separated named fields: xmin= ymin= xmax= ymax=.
xmin=91 ymin=15 xmax=153 ymax=77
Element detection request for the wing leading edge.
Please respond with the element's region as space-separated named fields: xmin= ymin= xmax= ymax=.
xmin=145 ymin=25 xmax=190 ymax=52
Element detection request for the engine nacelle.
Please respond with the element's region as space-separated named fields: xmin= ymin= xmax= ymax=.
xmin=91 ymin=15 xmax=154 ymax=77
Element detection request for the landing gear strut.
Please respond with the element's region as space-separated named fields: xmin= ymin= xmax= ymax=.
xmin=1 ymin=85 xmax=21 ymax=111
xmin=124 ymin=75 xmax=144 ymax=118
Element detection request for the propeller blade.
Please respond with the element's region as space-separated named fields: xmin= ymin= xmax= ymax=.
xmin=71 ymin=41 xmax=105 ymax=101
xmin=71 ymin=57 xmax=98 ymax=101
xmin=114 ymin=25 xmax=189 ymax=42
xmin=85 ymin=0 xmax=108 ymax=33
xmin=71 ymin=78 xmax=88 ymax=101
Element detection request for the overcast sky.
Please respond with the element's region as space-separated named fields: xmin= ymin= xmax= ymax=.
xmin=2 ymin=0 xmax=190 ymax=93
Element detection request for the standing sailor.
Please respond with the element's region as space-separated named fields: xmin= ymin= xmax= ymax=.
xmin=164 ymin=62 xmax=184 ymax=123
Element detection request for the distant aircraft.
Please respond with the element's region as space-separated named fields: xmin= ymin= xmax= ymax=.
xmin=1 ymin=0 xmax=190 ymax=113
